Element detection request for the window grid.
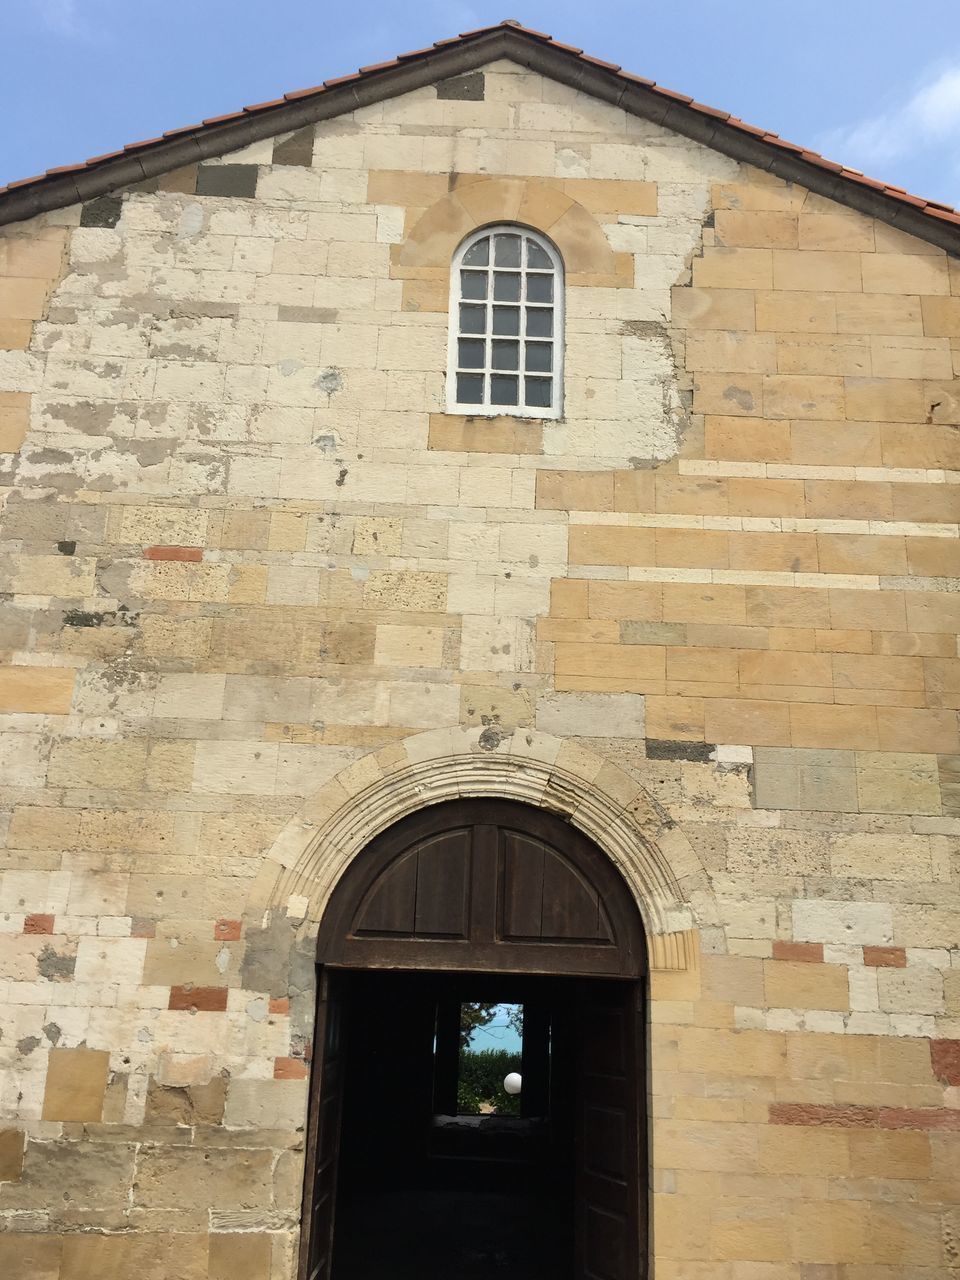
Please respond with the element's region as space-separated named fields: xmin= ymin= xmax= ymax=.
xmin=446 ymin=226 xmax=563 ymax=420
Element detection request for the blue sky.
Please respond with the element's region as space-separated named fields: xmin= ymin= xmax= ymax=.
xmin=4 ymin=1 xmax=960 ymax=207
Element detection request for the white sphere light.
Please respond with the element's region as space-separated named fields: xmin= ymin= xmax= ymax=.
xmin=503 ymin=1072 xmax=522 ymax=1096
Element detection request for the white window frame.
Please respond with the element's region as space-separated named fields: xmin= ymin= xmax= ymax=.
xmin=445 ymin=224 xmax=564 ymax=420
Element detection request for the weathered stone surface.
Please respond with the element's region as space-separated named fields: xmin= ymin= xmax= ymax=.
xmin=1 ymin=1140 xmax=134 ymax=1212
xmin=133 ymin=1146 xmax=275 ymax=1210
xmin=0 ymin=43 xmax=956 ymax=1280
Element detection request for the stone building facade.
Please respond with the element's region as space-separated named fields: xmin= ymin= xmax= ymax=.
xmin=0 ymin=20 xmax=958 ymax=1280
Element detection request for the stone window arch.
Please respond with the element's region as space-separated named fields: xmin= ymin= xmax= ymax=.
xmin=446 ymin=224 xmax=564 ymax=419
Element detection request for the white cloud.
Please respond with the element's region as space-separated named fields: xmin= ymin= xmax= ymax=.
xmin=35 ymin=0 xmax=83 ymax=36
xmin=821 ymin=60 xmax=960 ymax=169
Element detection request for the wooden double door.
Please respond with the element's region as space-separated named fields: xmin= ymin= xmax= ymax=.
xmin=301 ymin=800 xmax=648 ymax=1280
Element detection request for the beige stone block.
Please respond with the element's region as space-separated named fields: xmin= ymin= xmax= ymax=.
xmin=762 ymin=373 xmax=844 ymax=420
xmin=60 ymin=1233 xmax=208 ymax=1280
xmin=869 ymin=334 xmax=953 ymax=379
xmin=143 ymin=931 xmax=240 ymax=988
xmin=835 ymin=292 xmax=924 ymax=335
xmin=703 ymin=416 xmax=791 ymax=462
xmin=700 ymin=953 xmax=764 ymax=1005
xmin=776 ymin=331 xmax=870 ymax=377
xmin=118 ymin=504 xmax=208 ymax=547
xmin=772 ymin=250 xmax=862 ymax=292
xmin=374 ymin=623 xmax=444 ymax=668
xmin=42 ymin=1047 xmax=109 ymax=1121
xmin=352 ymin=516 xmax=403 ymax=555
xmin=0 ymin=1128 xmax=25 ymax=1181
xmin=13 ymin=553 xmax=96 ymax=597
xmin=676 ymin=1026 xmax=785 ymax=1076
xmin=192 ymin=740 xmax=279 ymax=795
xmin=711 ymin=1214 xmax=790 ymax=1263
xmin=788 ymin=1200 xmax=869 ymax=1263
xmin=844 ymin=376 xmax=926 ymax=421
xmin=856 ymin=753 xmax=941 ymax=815
xmin=0 ymin=232 xmax=65 ymax=278
xmin=8 ymin=804 xmax=80 ymax=850
xmin=921 ymin=294 xmax=960 ymax=337
xmin=655 ymin=1119 xmax=758 ymax=1172
xmin=877 ymin=965 xmax=943 ymax=1014
xmin=763 ymin=959 xmax=849 ymax=1011
xmin=715 ymin=209 xmax=798 ymax=248
xmin=268 ymin=511 xmax=307 ymax=552
xmin=757 ymin=1125 xmax=849 ymax=1175
xmin=712 ymin=177 xmax=808 ymax=212
xmin=0 ymin=275 xmax=50 ymax=319
xmin=154 ymin=673 xmax=226 ymax=720
xmin=670 ymin=286 xmax=756 ymax=331
xmin=0 ymin=1235 xmax=60 ymax=1280
xmin=429 ymin=413 xmax=543 ymax=455
xmin=363 ymin=570 xmax=446 ymax=612
xmin=208 ymin=1233 xmax=272 ymax=1280
xmin=798 ymin=210 xmax=875 ymax=251
xmin=0 ymin=389 xmax=29 ymax=450
xmin=48 ymin=738 xmax=148 ymax=789
xmin=686 ymin=331 xmax=777 ymax=374
xmin=830 ymin=830 xmax=933 ymax=881
xmin=692 ymin=247 xmax=773 ymax=290
xmin=755 ymin=290 xmax=837 ymax=333
xmin=0 ymin=665 xmax=75 ymax=714
xmin=692 ymin=373 xmax=762 ymax=417
xmin=561 ymin=178 xmax=657 ymax=215
xmin=223 ymin=1078 xmax=307 ymax=1130
xmin=848 ymin=1129 xmax=931 ymax=1179
xmin=861 ymin=252 xmax=950 ymax=295
xmin=0 ymin=317 xmax=33 ymax=348
xmin=876 ymin=705 xmax=959 ymax=753
xmin=367 ymin=169 xmax=448 ymax=208
xmin=133 ymin=1145 xmax=274 ymax=1210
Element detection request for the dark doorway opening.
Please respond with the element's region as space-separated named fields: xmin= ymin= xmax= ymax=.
xmin=334 ymin=969 xmax=574 ymax=1280
xmin=301 ymin=800 xmax=648 ymax=1280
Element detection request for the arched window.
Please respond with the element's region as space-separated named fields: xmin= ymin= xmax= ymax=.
xmin=446 ymin=225 xmax=563 ymax=419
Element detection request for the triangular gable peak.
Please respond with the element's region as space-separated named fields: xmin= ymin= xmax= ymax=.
xmin=2 ymin=20 xmax=958 ymax=253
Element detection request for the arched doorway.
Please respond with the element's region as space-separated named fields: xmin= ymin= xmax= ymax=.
xmin=300 ymin=799 xmax=648 ymax=1280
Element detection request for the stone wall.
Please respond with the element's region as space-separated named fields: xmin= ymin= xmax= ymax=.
xmin=0 ymin=58 xmax=957 ymax=1278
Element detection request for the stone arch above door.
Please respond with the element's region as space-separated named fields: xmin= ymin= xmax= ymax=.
xmin=245 ymin=727 xmax=705 ymax=971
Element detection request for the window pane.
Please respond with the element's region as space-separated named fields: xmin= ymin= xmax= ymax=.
xmin=492 ymin=340 xmax=519 ymax=371
xmin=526 ymin=240 xmax=552 ymax=269
xmin=494 ymin=234 xmax=521 ymax=267
xmin=457 ymin=373 xmax=484 ymax=404
xmin=493 ymin=272 xmax=520 ymax=302
xmin=525 ymin=377 xmax=552 ymax=409
xmin=526 ymin=308 xmax=553 ymax=338
xmin=463 ymin=238 xmax=490 ymax=267
xmin=525 ymin=342 xmax=552 ymax=373
xmin=458 ymin=338 xmax=485 ymax=369
xmin=492 ymin=306 xmax=520 ymax=336
xmin=527 ymin=274 xmax=553 ymax=304
xmin=491 ymin=375 xmax=518 ymax=405
xmin=461 ymin=270 xmax=487 ymax=300
xmin=460 ymin=304 xmax=486 ymax=335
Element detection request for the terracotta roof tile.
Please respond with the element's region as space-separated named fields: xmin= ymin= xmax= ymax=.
xmin=0 ymin=15 xmax=957 ymax=243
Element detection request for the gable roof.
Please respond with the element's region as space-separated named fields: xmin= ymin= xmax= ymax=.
xmin=2 ymin=19 xmax=958 ymax=252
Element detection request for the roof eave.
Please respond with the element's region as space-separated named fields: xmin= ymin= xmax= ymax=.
xmin=1 ymin=26 xmax=958 ymax=255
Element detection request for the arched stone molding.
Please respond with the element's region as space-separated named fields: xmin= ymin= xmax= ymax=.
xmin=391 ymin=176 xmax=634 ymax=294
xmin=245 ymin=727 xmax=708 ymax=970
